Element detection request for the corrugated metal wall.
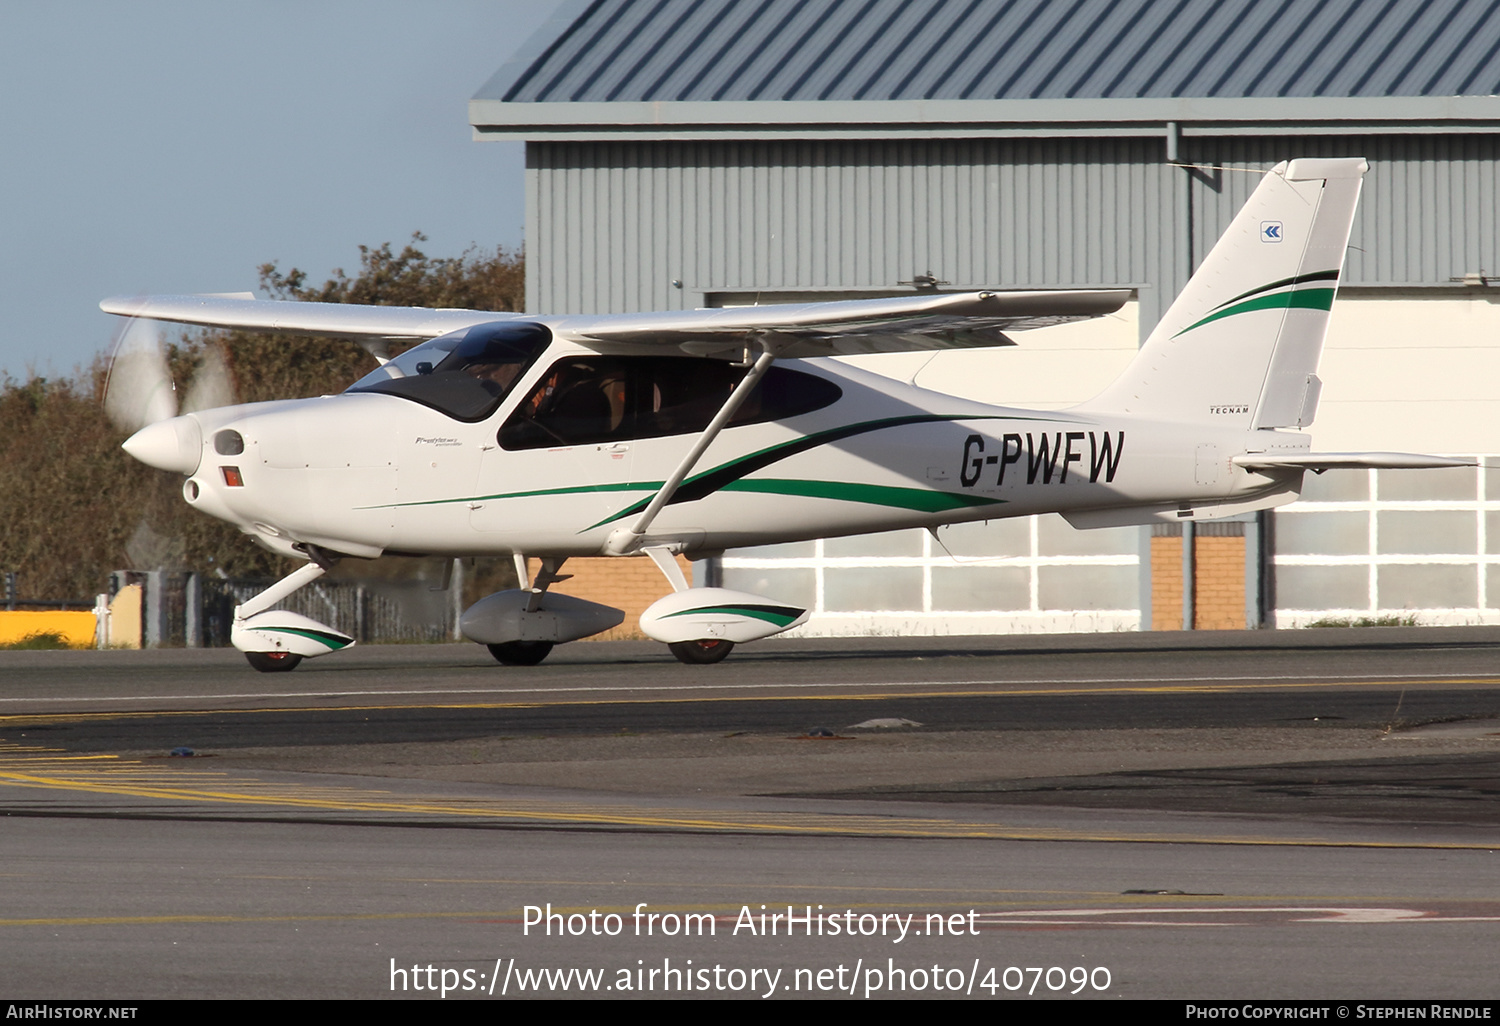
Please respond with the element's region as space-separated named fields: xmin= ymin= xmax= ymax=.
xmin=527 ymin=138 xmax=1181 ymax=325
xmin=1185 ymin=136 xmax=1500 ymax=288
xmin=526 ymin=135 xmax=1500 ymax=335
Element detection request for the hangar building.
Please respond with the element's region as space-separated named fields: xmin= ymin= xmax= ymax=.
xmin=470 ymin=0 xmax=1500 ymax=636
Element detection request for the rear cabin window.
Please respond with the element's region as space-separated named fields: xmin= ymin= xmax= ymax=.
xmin=499 ymin=356 xmax=842 ymax=450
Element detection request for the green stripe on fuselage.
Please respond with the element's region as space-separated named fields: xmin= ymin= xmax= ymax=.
xmin=359 ymin=480 xmax=662 ymax=511
xmin=721 ymin=478 xmax=1004 ymax=514
xmin=583 ymin=413 xmax=1029 ymax=529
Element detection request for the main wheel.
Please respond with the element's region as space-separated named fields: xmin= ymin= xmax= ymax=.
xmin=487 ymin=641 xmax=554 ymax=666
xmin=668 ymin=639 xmax=734 ymax=665
xmin=245 ymin=650 xmax=303 ymax=673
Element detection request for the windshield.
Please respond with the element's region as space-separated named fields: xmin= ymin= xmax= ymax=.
xmin=346 ymin=321 xmax=551 ymax=421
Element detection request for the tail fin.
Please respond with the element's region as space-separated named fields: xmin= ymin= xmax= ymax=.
xmin=1081 ymin=157 xmax=1366 ymax=429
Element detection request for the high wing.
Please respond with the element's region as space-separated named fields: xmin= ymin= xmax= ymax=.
xmin=101 ymin=289 xmax=1129 ymax=359
xmin=547 ymin=289 xmax=1129 ymax=358
xmin=99 ymin=294 xmax=511 ymax=342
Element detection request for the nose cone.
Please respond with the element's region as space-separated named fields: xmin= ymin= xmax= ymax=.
xmin=123 ymin=416 xmax=203 ymax=475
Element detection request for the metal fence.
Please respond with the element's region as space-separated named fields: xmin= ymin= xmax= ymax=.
xmin=2 ymin=572 xmax=93 ymax=611
xmin=107 ymin=570 xmax=458 ymax=648
xmin=205 ymin=576 xmax=454 ymax=645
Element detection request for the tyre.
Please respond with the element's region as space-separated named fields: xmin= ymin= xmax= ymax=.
xmin=487 ymin=641 xmax=554 ymax=666
xmin=668 ymin=639 xmax=734 ymax=665
xmin=245 ymin=650 xmax=303 ymax=673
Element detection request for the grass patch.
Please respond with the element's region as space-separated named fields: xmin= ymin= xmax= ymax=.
xmin=0 ymin=631 xmax=78 ymax=650
xmin=1303 ymin=615 xmax=1420 ymax=629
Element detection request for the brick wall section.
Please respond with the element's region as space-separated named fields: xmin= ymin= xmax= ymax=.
xmin=534 ymin=556 xmax=693 ymax=641
xmin=1150 ymin=530 xmax=1246 ymax=630
xmin=1151 ymin=535 xmax=1183 ymax=631
xmin=1193 ymin=535 xmax=1246 ymax=630
xmin=551 ymin=536 xmax=1245 ymax=638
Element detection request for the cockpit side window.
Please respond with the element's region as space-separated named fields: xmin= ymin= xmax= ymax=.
xmin=345 ymin=321 xmax=551 ymax=421
xmin=499 ymin=356 xmax=842 ymax=450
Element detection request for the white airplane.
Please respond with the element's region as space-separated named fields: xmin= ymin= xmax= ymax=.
xmin=102 ymin=156 xmax=1461 ymax=671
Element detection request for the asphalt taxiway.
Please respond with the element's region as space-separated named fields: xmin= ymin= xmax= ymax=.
xmin=4 ymin=628 xmax=1500 ymax=999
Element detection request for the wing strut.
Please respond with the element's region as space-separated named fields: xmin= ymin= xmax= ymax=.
xmin=604 ymin=341 xmax=781 ymax=556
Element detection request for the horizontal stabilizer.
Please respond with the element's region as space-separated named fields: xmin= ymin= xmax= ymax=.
xmin=1233 ymin=452 xmax=1473 ymax=472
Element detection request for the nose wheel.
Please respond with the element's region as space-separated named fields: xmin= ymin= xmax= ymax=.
xmin=245 ymin=651 xmax=303 ymax=673
xmin=668 ymin=639 xmax=734 ymax=664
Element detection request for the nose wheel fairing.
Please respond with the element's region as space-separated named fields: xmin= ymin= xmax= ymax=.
xmin=232 ymin=609 xmax=355 ymax=661
xmin=230 ymin=559 xmax=353 ymax=671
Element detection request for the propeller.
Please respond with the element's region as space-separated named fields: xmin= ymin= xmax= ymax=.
xmin=103 ymin=317 xmax=176 ymax=433
xmin=180 ymin=340 xmax=235 ymax=415
xmin=104 ymin=317 xmax=238 ymax=432
xmin=104 ymin=315 xmax=237 ymax=474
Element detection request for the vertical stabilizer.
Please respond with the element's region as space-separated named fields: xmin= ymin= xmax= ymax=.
xmin=1081 ymin=158 xmax=1366 ymax=428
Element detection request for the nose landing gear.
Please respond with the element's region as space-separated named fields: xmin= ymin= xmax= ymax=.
xmin=668 ymin=639 xmax=735 ymax=665
xmin=244 ymin=650 xmax=304 ymax=673
xmin=231 ymin=553 xmax=355 ymax=672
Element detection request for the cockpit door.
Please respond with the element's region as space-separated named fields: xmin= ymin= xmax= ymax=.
xmin=469 ymin=356 xmax=643 ymax=541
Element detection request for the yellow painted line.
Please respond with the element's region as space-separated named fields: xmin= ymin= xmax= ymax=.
xmin=0 ymin=910 xmax=511 ymax=928
xmin=1 ymin=742 xmax=1497 ymax=851
xmin=0 ymin=755 xmax=121 ymax=764
xmin=1 ymin=765 xmax=1497 ymax=849
xmin=230 ymin=875 xmax=1125 ymax=901
xmin=0 ymin=675 xmax=1484 ymax=726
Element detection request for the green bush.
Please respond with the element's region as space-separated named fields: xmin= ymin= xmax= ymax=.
xmin=1304 ymin=615 xmax=1420 ymax=628
xmin=0 ymin=631 xmax=75 ymax=650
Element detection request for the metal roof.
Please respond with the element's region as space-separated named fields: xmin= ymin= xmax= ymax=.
xmin=471 ymin=0 xmax=1500 ymax=138
xmin=482 ymin=0 xmax=1500 ymax=103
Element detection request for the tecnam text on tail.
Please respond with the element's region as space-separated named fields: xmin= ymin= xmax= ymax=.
xmin=103 ymin=157 xmax=1461 ymax=670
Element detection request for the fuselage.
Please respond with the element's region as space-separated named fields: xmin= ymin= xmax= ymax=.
xmin=146 ymin=336 xmax=1307 ymax=561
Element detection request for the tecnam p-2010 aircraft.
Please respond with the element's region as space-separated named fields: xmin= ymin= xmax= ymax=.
xmin=103 ymin=157 xmax=1459 ymax=670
